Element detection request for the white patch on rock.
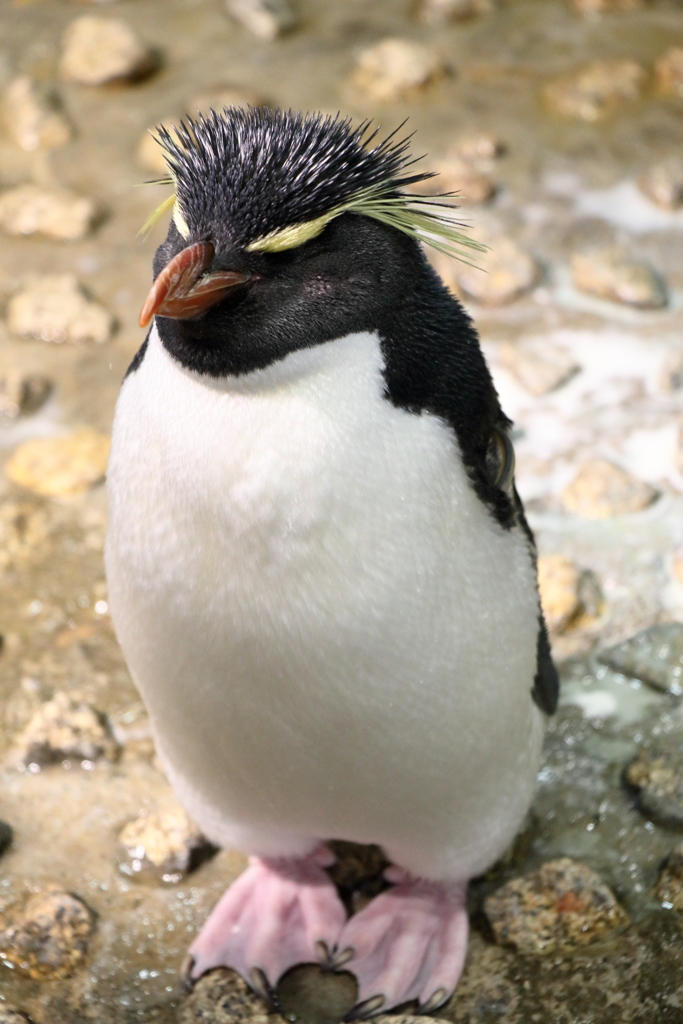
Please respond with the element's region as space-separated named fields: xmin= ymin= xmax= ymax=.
xmin=8 ymin=274 xmax=113 ymax=344
xmin=0 ymin=184 xmax=96 ymax=241
xmin=60 ymin=15 xmax=154 ymax=85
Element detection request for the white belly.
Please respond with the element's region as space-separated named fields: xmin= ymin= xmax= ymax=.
xmin=105 ymin=327 xmax=544 ymax=880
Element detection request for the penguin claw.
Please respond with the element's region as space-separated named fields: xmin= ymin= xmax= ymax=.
xmin=179 ymin=953 xmax=196 ymax=992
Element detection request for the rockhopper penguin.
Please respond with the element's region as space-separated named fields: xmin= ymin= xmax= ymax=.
xmin=105 ymin=108 xmax=559 ymax=1015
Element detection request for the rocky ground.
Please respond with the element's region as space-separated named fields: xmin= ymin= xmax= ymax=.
xmin=1 ymin=0 xmax=683 ymax=1021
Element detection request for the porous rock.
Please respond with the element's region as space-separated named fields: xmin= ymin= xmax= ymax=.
xmin=655 ymin=47 xmax=683 ymax=98
xmin=179 ymin=968 xmax=284 ymax=1023
xmin=655 ymin=844 xmax=683 ymax=910
xmin=118 ymin=806 xmax=214 ymax=883
xmin=457 ymin=237 xmax=538 ymax=306
xmin=570 ymin=249 xmax=667 ymax=309
xmin=6 ymin=429 xmax=111 ymax=499
xmin=598 ymin=622 xmax=683 ymax=694
xmin=0 ymin=887 xmax=94 ymax=980
xmin=561 ymin=459 xmax=658 ymax=519
xmin=498 ymin=339 xmax=580 ymax=396
xmin=351 ymin=39 xmax=444 ymax=102
xmin=0 ymin=184 xmax=96 ymax=241
xmin=3 ymin=77 xmax=72 ymax=152
xmin=625 ymin=743 xmax=683 ymax=825
xmin=9 ymin=691 xmax=119 ymax=767
xmin=484 ymin=858 xmax=628 ymax=954
xmin=420 ymin=0 xmax=491 ymax=25
xmin=8 ymin=275 xmax=113 ymax=345
xmin=638 ymin=158 xmax=683 ymax=211
xmin=60 ymin=15 xmax=154 ymax=85
xmin=537 ymin=555 xmax=582 ymax=633
xmin=543 ymin=60 xmax=646 ymax=121
xmin=225 ymin=0 xmax=296 ymax=41
xmin=0 ymin=374 xmax=51 ymax=419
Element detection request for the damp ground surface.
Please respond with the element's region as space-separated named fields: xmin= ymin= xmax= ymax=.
xmin=1 ymin=0 xmax=683 ymax=1021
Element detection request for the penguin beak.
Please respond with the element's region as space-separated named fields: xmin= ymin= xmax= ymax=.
xmin=138 ymin=241 xmax=250 ymax=328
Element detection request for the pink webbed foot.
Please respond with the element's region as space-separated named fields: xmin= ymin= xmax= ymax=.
xmin=337 ymin=867 xmax=469 ymax=1016
xmin=184 ymin=846 xmax=347 ymax=998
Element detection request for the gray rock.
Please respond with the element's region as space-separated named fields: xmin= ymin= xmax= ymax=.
xmin=625 ymin=743 xmax=683 ymax=825
xmin=179 ymin=968 xmax=284 ymax=1023
xmin=2 ymin=76 xmax=72 ymax=153
xmin=0 ymin=887 xmax=94 ymax=980
xmin=118 ymin=806 xmax=215 ymax=883
xmin=655 ymin=843 xmax=683 ymax=911
xmin=9 ymin=691 xmax=119 ymax=768
xmin=598 ymin=622 xmax=683 ymax=695
xmin=0 ymin=185 xmax=96 ymax=241
xmin=225 ymin=0 xmax=296 ymax=40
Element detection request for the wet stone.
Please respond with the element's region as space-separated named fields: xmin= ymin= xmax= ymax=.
xmin=118 ymin=806 xmax=215 ymax=883
xmin=225 ymin=0 xmax=296 ymax=41
xmin=598 ymin=622 xmax=683 ymax=694
xmin=625 ymin=743 xmax=683 ymax=825
xmin=7 ymin=274 xmax=113 ymax=345
xmin=561 ymin=459 xmax=658 ymax=519
xmin=179 ymin=968 xmax=284 ymax=1023
xmin=0 ymin=184 xmax=96 ymax=241
xmin=0 ymin=887 xmax=94 ymax=981
xmin=537 ymin=554 xmax=582 ymax=633
xmin=59 ymin=15 xmax=155 ymax=85
xmin=543 ymin=60 xmax=646 ymax=121
xmin=655 ymin=47 xmax=683 ymax=98
xmin=0 ymin=374 xmax=52 ymax=419
xmin=350 ymin=39 xmax=445 ymax=102
xmin=498 ymin=339 xmax=580 ymax=396
xmin=638 ymin=158 xmax=683 ymax=211
xmin=484 ymin=858 xmax=628 ymax=954
xmin=3 ymin=77 xmax=72 ymax=153
xmin=655 ymin=844 xmax=683 ymax=911
xmin=456 ymin=237 xmax=538 ymax=306
xmin=570 ymin=248 xmax=667 ymax=309
xmin=419 ymin=0 xmax=491 ymax=25
xmin=9 ymin=691 xmax=119 ymax=767
xmin=5 ymin=429 xmax=111 ymax=499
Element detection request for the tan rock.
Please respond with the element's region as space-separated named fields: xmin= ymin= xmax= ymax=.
xmin=0 ymin=888 xmax=94 ymax=980
xmin=562 ymin=459 xmax=658 ymax=519
xmin=570 ymin=249 xmax=667 ymax=309
xmin=0 ymin=501 xmax=52 ymax=570
xmin=538 ymin=555 xmax=582 ymax=633
xmin=457 ymin=237 xmax=538 ymax=306
xmin=430 ymin=154 xmax=495 ymax=204
xmin=656 ymin=843 xmax=683 ymax=910
xmin=0 ymin=184 xmax=96 ymax=241
xmin=420 ymin=0 xmax=491 ymax=25
xmin=572 ymin=0 xmax=648 ymax=12
xmin=60 ymin=15 xmax=154 ymax=85
xmin=0 ymin=1009 xmax=33 ymax=1024
xmin=351 ymin=39 xmax=445 ymax=102
xmin=655 ymin=47 xmax=683 ymax=98
xmin=8 ymin=275 xmax=113 ymax=345
xmin=6 ymin=429 xmax=111 ymax=499
xmin=136 ymin=119 xmax=177 ymax=174
xmin=626 ymin=743 xmax=683 ymax=824
xmin=454 ymin=133 xmax=505 ymax=162
xmin=638 ymin=158 xmax=683 ymax=211
xmin=543 ymin=60 xmax=646 ymax=121
xmin=484 ymin=858 xmax=628 ymax=954
xmin=225 ymin=0 xmax=296 ymax=40
xmin=3 ymin=76 xmax=72 ymax=152
xmin=0 ymin=373 xmax=51 ymax=419
xmin=498 ymin=339 xmax=580 ymax=396
xmin=9 ymin=691 xmax=119 ymax=766
xmin=118 ymin=806 xmax=213 ymax=883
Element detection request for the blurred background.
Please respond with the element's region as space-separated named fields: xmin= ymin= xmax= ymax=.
xmin=1 ymin=0 xmax=683 ymax=1022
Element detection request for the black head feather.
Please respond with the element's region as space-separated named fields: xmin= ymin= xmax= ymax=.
xmin=154 ymin=107 xmax=434 ymax=251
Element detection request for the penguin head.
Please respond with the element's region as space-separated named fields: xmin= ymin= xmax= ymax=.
xmin=140 ymin=108 xmax=483 ymax=376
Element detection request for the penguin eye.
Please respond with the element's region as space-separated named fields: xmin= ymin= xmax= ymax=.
xmin=486 ymin=428 xmax=515 ymax=493
xmin=246 ymin=211 xmax=337 ymax=253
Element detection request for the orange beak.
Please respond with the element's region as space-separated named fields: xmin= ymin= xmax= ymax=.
xmin=138 ymin=241 xmax=250 ymax=328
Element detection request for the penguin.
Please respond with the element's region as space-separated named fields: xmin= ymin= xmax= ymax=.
xmin=105 ymin=108 xmax=558 ymax=1017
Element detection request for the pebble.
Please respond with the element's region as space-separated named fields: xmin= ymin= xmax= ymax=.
xmin=179 ymin=967 xmax=285 ymax=1023
xmin=429 ymin=154 xmax=495 ymax=205
xmin=454 ymin=133 xmax=505 ymax=162
xmin=59 ymin=15 xmax=155 ymax=85
xmin=0 ymin=184 xmax=96 ymax=241
xmin=537 ymin=554 xmax=582 ymax=633
xmin=420 ymin=0 xmax=491 ymax=25
xmin=570 ymin=249 xmax=667 ymax=309
xmin=543 ymin=60 xmax=646 ymax=121
xmin=598 ymin=622 xmax=683 ymax=695
xmin=655 ymin=844 xmax=683 ymax=911
xmin=0 ymin=887 xmax=94 ymax=980
xmin=7 ymin=275 xmax=113 ymax=345
xmin=0 ymin=374 xmax=52 ymax=419
xmin=625 ymin=744 xmax=683 ymax=825
xmin=638 ymin=159 xmax=683 ymax=211
xmin=655 ymin=47 xmax=683 ymax=98
xmin=498 ymin=339 xmax=580 ymax=396
xmin=118 ymin=806 xmax=215 ymax=883
xmin=660 ymin=351 xmax=683 ymax=391
xmin=457 ymin=237 xmax=538 ymax=306
xmin=572 ymin=0 xmax=648 ymax=12
xmin=351 ymin=39 xmax=445 ymax=103
xmin=561 ymin=459 xmax=658 ymax=519
xmin=9 ymin=691 xmax=119 ymax=767
xmin=3 ymin=77 xmax=72 ymax=153
xmin=5 ymin=429 xmax=111 ymax=499
xmin=484 ymin=858 xmax=628 ymax=954
xmin=225 ymin=0 xmax=296 ymax=41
